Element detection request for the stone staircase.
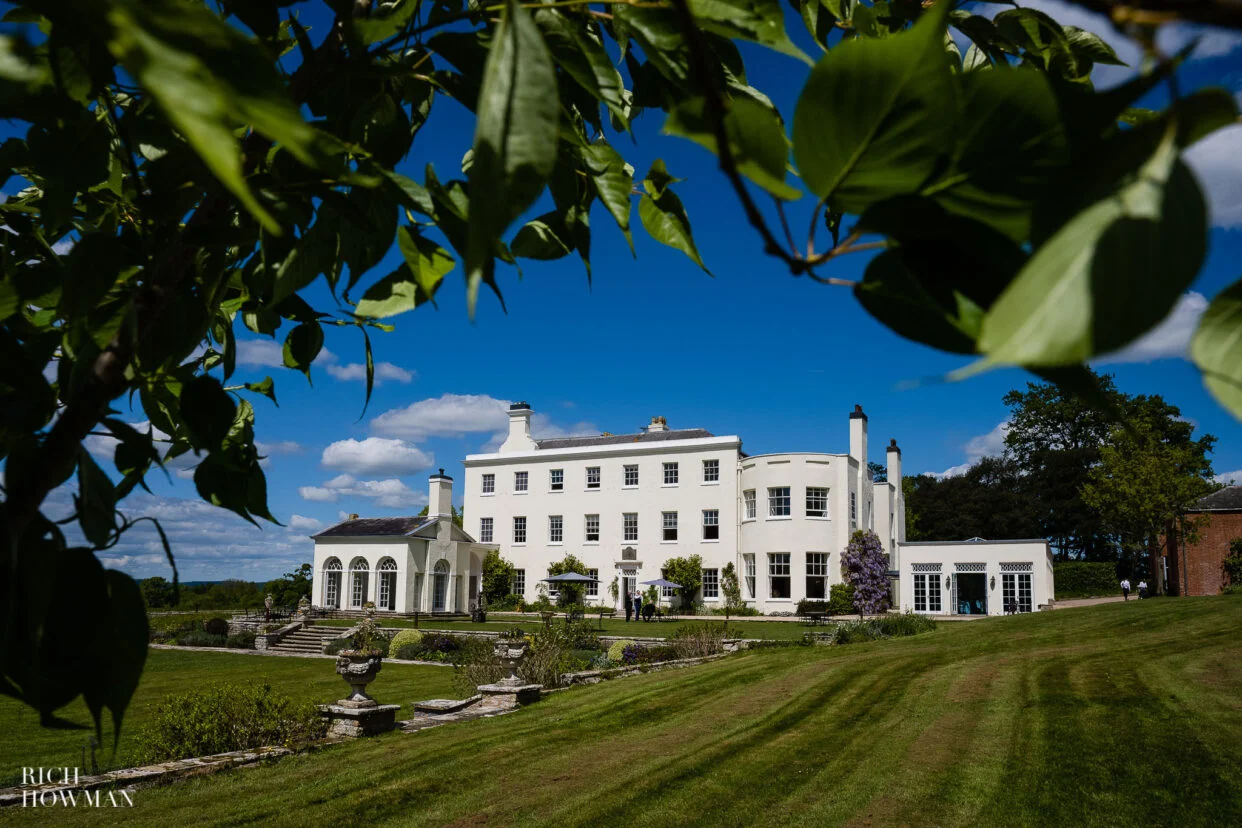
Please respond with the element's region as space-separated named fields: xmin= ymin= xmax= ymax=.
xmin=267 ymin=625 xmax=346 ymax=655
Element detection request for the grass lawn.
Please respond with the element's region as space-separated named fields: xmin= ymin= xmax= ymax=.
xmin=315 ymin=616 xmax=820 ymax=640
xmin=0 ymin=650 xmax=455 ymax=788
xmin=11 ymin=596 xmax=1242 ymax=826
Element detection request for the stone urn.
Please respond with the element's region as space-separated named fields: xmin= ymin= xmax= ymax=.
xmin=335 ymin=652 xmax=384 ymax=706
xmin=297 ymin=595 xmax=311 ymax=618
xmin=493 ymin=637 xmax=529 ymax=688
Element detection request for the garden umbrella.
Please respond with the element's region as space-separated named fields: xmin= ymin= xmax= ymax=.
xmin=542 ymin=571 xmax=597 ymax=606
xmin=639 ymin=578 xmax=682 ymax=611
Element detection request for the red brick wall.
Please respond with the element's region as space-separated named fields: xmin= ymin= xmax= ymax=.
xmin=1168 ymin=511 xmax=1242 ymax=596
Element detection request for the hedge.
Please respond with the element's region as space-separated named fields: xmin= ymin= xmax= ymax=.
xmin=1054 ymin=562 xmax=1119 ymax=599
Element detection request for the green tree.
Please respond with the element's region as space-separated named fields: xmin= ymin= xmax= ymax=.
xmin=139 ymin=576 xmax=175 ymax=609
xmin=662 ymin=554 xmax=704 ymax=610
xmin=903 ymin=457 xmax=1041 ymax=543
xmin=481 ymin=549 xmax=516 ymax=605
xmin=416 ymin=504 xmax=464 ymax=529
xmin=868 ymin=461 xmax=887 ymax=483
xmin=1081 ymin=399 xmax=1217 ymax=590
xmin=720 ymin=562 xmax=745 ymax=620
xmin=264 ymin=564 xmax=313 ymax=607
xmin=3 ymin=0 xmax=1238 ymax=737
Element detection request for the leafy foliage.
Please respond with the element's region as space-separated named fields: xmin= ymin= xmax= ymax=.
xmin=1052 ymin=562 xmax=1121 ymax=599
xmin=481 ymin=549 xmax=517 ymax=605
xmin=662 ymin=554 xmax=704 ymax=608
xmin=720 ymin=561 xmax=745 ymax=619
xmin=841 ymin=530 xmax=891 ymax=616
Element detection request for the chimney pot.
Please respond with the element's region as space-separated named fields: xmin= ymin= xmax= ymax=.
xmin=348 ymin=513 xmax=359 ymax=521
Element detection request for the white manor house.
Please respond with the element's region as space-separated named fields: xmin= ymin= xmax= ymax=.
xmin=311 ymin=403 xmax=1053 ymax=617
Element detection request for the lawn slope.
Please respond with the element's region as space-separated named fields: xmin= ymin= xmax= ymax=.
xmin=13 ymin=597 xmax=1242 ymax=826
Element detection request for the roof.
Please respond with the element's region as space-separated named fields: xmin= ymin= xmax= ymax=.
xmin=1190 ymin=486 xmax=1242 ymax=512
xmin=899 ymin=538 xmax=1050 ymax=547
xmin=313 ymin=516 xmax=436 ymax=538
xmin=535 ymin=428 xmax=715 ymax=450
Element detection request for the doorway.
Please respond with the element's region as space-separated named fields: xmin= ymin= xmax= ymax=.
xmin=622 ymin=568 xmax=637 ymax=608
xmin=432 ymin=559 xmax=450 ymax=612
xmin=955 ymin=573 xmax=987 ymax=615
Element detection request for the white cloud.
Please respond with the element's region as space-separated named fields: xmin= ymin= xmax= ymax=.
xmin=371 ymin=393 xmax=598 ymax=452
xmin=236 ymin=339 xmax=337 ymax=368
xmin=321 ymin=437 xmax=434 ymax=477
xmin=298 ymin=473 xmax=427 ymax=509
xmin=1216 ymin=469 xmax=1242 ymax=486
xmin=1185 ymin=123 xmax=1242 ymax=230
xmin=1097 ymin=292 xmax=1209 ymax=364
xmin=325 ymin=362 xmax=415 ymax=384
xmin=288 ymin=514 xmax=324 ymax=533
xmin=256 ymin=440 xmax=303 ymax=456
xmin=930 ymin=421 xmax=1010 ymax=478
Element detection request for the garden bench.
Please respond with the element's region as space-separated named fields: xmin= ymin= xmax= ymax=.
xmin=804 ymin=612 xmax=827 ymax=626
xmin=594 ymin=608 xmax=616 ymax=628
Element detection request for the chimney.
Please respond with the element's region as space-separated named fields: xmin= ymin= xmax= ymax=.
xmin=499 ymin=401 xmax=537 ymax=453
xmin=644 ymin=415 xmax=669 ymax=433
xmin=429 ymin=468 xmax=453 ymax=517
xmin=348 ymin=513 xmax=359 ymax=521
xmin=886 ymin=439 xmax=902 ymax=486
xmin=849 ymin=405 xmax=868 ymax=467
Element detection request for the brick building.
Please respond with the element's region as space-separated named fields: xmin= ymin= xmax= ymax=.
xmin=1165 ymin=486 xmax=1242 ymax=596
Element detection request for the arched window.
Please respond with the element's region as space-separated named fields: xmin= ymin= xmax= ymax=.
xmin=349 ymin=557 xmax=369 ymax=609
xmin=432 ymin=558 xmax=451 ymax=612
xmin=323 ymin=557 xmax=342 ymax=609
xmin=433 ymin=559 xmax=450 ymax=574
xmin=377 ymin=558 xmax=398 ymax=611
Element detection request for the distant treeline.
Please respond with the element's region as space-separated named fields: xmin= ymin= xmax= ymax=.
xmin=142 ymin=564 xmax=312 ymax=611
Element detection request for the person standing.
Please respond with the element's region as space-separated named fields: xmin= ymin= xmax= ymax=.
xmin=1138 ymin=580 xmax=1148 ymax=599
xmin=1121 ymin=578 xmax=1131 ymax=601
xmin=624 ymin=591 xmax=632 ymax=622
xmin=633 ymin=591 xmax=642 ymax=621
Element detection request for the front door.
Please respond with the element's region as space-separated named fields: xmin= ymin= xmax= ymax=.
xmin=955 ymin=574 xmax=987 ymax=615
xmin=622 ymin=569 xmax=637 ymax=608
xmin=433 ymin=573 xmax=449 ymax=612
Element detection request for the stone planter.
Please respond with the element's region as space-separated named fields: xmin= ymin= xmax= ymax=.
xmin=493 ymin=638 xmax=528 ymax=688
xmin=335 ymin=652 xmax=383 ymax=707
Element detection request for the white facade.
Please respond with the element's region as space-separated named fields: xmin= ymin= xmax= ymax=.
xmin=310 ymin=472 xmax=487 ymax=614
xmin=463 ymin=402 xmax=905 ymax=613
xmin=897 ymin=540 xmax=1055 ymax=616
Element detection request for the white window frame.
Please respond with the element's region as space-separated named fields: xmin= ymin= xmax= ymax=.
xmin=702 ymin=568 xmax=719 ymax=599
xmin=479 ymin=517 xmax=493 ymax=543
xmin=806 ymin=552 xmax=829 ymax=599
xmin=481 ymin=473 xmax=495 ymax=495
xmin=585 ymin=513 xmax=600 ymax=543
xmin=514 ymin=471 xmax=528 ymax=493
xmin=744 ymin=554 xmax=756 ymax=599
xmin=512 ymin=569 xmax=525 ymax=595
xmin=624 ymin=464 xmax=639 ymax=487
xmin=662 ymin=511 xmax=678 ymax=542
xmin=550 ymin=469 xmax=564 ymax=492
xmin=702 ymin=459 xmax=720 ymax=484
xmin=663 ymin=462 xmax=679 ymax=486
xmin=768 ymin=553 xmax=791 ymax=599
xmin=586 ymin=466 xmax=601 ymax=490
xmin=549 ymin=515 xmax=563 ymax=544
xmin=743 ymin=489 xmax=756 ymax=521
xmin=623 ymin=512 xmax=639 ymax=542
xmin=768 ymin=486 xmax=791 ymax=518
xmin=702 ymin=509 xmax=719 ymax=541
xmin=806 ymin=487 xmax=829 ymax=519
xmin=513 ymin=516 xmax=527 ymax=544
xmin=586 ymin=568 xmax=599 ymax=597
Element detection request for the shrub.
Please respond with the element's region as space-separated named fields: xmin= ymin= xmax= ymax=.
xmin=827 ymin=583 xmax=856 ymax=616
xmin=669 ymin=624 xmax=729 ymax=659
xmin=204 ymin=617 xmax=230 ymax=637
xmin=1223 ymin=538 xmax=1242 ymax=587
xmin=176 ymin=632 xmax=227 ymax=647
xmin=796 ymin=599 xmax=828 ymax=615
xmin=490 ymin=594 xmax=524 ymax=611
xmin=607 ymin=640 xmax=636 ymax=662
xmin=831 ymin=612 xmax=936 ymax=645
xmin=390 ymin=629 xmax=424 ymax=653
xmin=710 ymin=604 xmax=760 ymax=617
xmin=1053 ymin=562 xmax=1119 ymax=598
xmin=226 ymin=632 xmax=256 ymax=649
xmin=323 ymin=636 xmax=352 ymax=656
xmin=137 ymin=683 xmax=327 ymax=763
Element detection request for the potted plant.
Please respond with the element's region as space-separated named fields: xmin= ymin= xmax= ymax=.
xmin=335 ymin=608 xmax=386 ymax=705
xmin=493 ymin=626 xmax=529 ymax=686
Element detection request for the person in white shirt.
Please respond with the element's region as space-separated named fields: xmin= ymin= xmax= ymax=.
xmin=1138 ymin=580 xmax=1148 ymax=599
xmin=1121 ymin=578 xmax=1131 ymax=600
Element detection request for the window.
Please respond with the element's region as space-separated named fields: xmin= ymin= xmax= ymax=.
xmin=481 ymin=473 xmax=494 ymax=495
xmin=662 ymin=511 xmax=678 ymax=541
xmin=768 ymin=486 xmax=791 ymax=517
xmin=914 ymin=573 xmax=943 ymax=612
xmin=663 ymin=462 xmax=679 ymax=485
xmin=624 ymin=464 xmax=639 ymax=487
xmin=585 ymin=514 xmax=600 ymax=543
xmin=377 ymin=558 xmax=397 ymax=611
xmin=850 ymin=492 xmax=858 ymax=526
xmin=702 ymin=509 xmax=719 ymax=540
xmin=744 ymin=554 xmax=756 ymax=598
xmin=513 ymin=516 xmax=527 ymax=544
xmin=512 ymin=569 xmax=525 ymax=595
xmin=744 ymin=489 xmax=756 ymax=520
xmin=1002 ymin=572 xmax=1033 ymax=613
xmin=702 ymin=568 xmax=719 ymax=599
xmin=769 ymin=553 xmax=791 ymax=598
xmin=515 ymin=471 xmax=528 ymax=492
xmin=703 ymin=459 xmax=719 ymax=483
xmin=550 ymin=469 xmax=563 ymax=491
xmin=806 ymin=553 xmax=829 ymax=599
xmin=623 ymin=512 xmax=639 ymax=542
xmin=586 ymin=466 xmax=600 ymax=489
xmin=806 ymin=487 xmax=829 ymax=518
xmin=586 ymin=568 xmax=599 ymax=597
xmin=549 ymin=515 xmax=563 ymax=544
xmin=479 ymin=517 xmax=493 ymax=543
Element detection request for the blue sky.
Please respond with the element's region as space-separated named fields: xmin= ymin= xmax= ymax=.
xmin=16 ymin=2 xmax=1242 ymax=581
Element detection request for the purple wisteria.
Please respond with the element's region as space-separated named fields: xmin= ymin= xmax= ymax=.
xmin=841 ymin=530 xmax=892 ymax=617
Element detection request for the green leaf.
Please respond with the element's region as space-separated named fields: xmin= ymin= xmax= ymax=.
xmin=921 ymin=67 xmax=1068 ymax=241
xmin=350 ymin=0 xmax=420 ymax=44
xmin=81 ymin=570 xmax=148 ymax=748
xmin=639 ymin=161 xmax=709 ymax=273
xmin=355 ymin=229 xmax=455 ymax=318
xmin=77 ymin=448 xmax=117 ymax=548
xmin=282 ymin=321 xmax=324 ymax=377
xmin=194 ymin=452 xmax=258 ymax=526
xmin=1191 ymin=279 xmax=1242 ymax=422
xmin=243 ymin=376 xmax=278 ymax=405
xmin=688 ymin=0 xmax=812 ymax=64
xmin=665 ymin=97 xmax=801 ymax=200
xmin=466 ymin=0 xmax=559 ymax=316
xmin=976 ymin=125 xmax=1206 ymax=366
xmin=362 ymin=326 xmax=375 ymax=416
xmin=613 ymin=6 xmax=690 ymax=87
xmin=792 ymin=1 xmax=956 ymax=214
xmin=511 ymin=212 xmax=574 ymax=260
xmin=1063 ymin=26 xmax=1125 ymax=66
xmin=535 ymin=10 xmax=628 ymax=125
xmin=582 ymin=137 xmax=634 ymax=251
xmin=105 ymin=0 xmax=332 ymax=234
xmin=180 ymin=375 xmax=238 ymax=450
